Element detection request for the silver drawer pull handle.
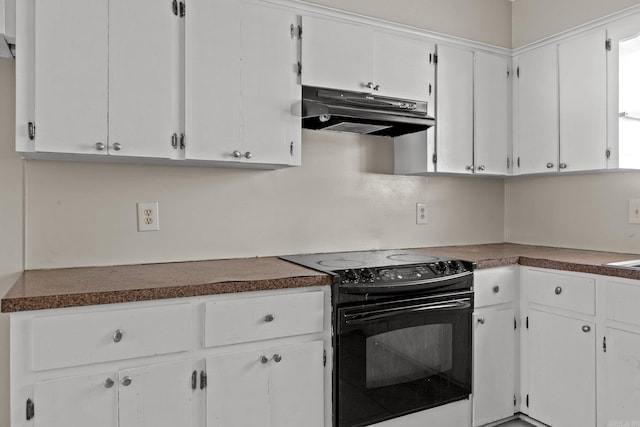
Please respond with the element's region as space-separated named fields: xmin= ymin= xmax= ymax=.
xmin=232 ymin=150 xmax=242 ymax=158
xmin=95 ymin=142 xmax=105 ymax=151
xmin=121 ymin=376 xmax=132 ymax=387
xmin=366 ymin=82 xmax=374 ymax=89
xmin=112 ymin=142 xmax=122 ymax=151
xmin=547 ymin=162 xmax=555 ymax=169
xmin=555 ymin=286 xmax=562 ymax=295
xmin=582 ymin=325 xmax=591 ymax=333
xmin=244 ymin=151 xmax=252 ymax=159
xmin=492 ymin=286 xmax=500 ymax=293
xmin=104 ymin=378 xmax=115 ymax=389
xmin=273 ymin=354 xmax=282 ymax=363
xmin=477 ymin=317 xmax=485 ymax=325
xmin=113 ymin=329 xmax=124 ymax=343
xmin=264 ymin=314 xmax=275 ymax=322
xmin=260 ymin=355 xmax=269 ymax=364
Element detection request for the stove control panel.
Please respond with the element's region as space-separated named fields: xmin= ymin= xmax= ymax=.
xmin=336 ymin=260 xmax=469 ymax=286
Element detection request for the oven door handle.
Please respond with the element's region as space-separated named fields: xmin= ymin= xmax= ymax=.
xmin=344 ymin=299 xmax=472 ymax=325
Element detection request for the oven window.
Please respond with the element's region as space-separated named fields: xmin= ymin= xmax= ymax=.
xmin=366 ymin=324 xmax=452 ymax=388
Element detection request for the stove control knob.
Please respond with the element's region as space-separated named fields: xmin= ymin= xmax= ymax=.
xmin=380 ymin=269 xmax=395 ymax=281
xmin=437 ymin=261 xmax=448 ymax=274
xmin=361 ymin=268 xmax=375 ymax=281
xmin=448 ymin=260 xmax=461 ymax=273
xmin=344 ymin=269 xmax=359 ymax=281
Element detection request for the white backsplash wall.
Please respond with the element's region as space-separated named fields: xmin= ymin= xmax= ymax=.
xmin=25 ymin=130 xmax=505 ymax=269
xmin=505 ymin=172 xmax=640 ymax=254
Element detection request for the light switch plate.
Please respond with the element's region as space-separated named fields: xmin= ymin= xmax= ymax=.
xmin=630 ymin=199 xmax=640 ymax=224
xmin=137 ymin=202 xmax=159 ymax=232
xmin=416 ymin=203 xmax=428 ymax=225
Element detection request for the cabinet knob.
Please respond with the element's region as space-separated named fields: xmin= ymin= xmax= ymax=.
xmin=244 ymin=151 xmax=252 ymax=159
xmin=273 ymin=354 xmax=282 ymax=363
xmin=373 ymin=84 xmax=381 ymax=91
xmin=559 ymin=163 xmax=567 ymax=169
xmin=465 ymin=165 xmax=474 ymax=172
xmin=366 ymin=82 xmax=374 ymax=89
xmin=582 ymin=325 xmax=591 ymax=333
xmin=104 ymin=378 xmax=115 ymax=389
xmin=112 ymin=143 xmax=122 ymax=151
xmin=493 ymin=285 xmax=500 ymax=293
xmin=260 ymin=355 xmax=269 ymax=364
xmin=121 ymin=376 xmax=132 ymax=387
xmin=477 ymin=317 xmax=485 ymax=325
xmin=555 ymin=286 xmax=562 ymax=295
xmin=264 ymin=314 xmax=275 ymax=322
xmin=233 ymin=150 xmax=242 ymax=158
xmin=113 ymin=329 xmax=124 ymax=343
xmin=546 ymin=162 xmax=555 ymax=169
xmin=95 ymin=142 xmax=105 ymax=151
xmin=477 ymin=165 xmax=486 ymax=171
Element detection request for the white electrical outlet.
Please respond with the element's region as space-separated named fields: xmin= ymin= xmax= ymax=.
xmin=137 ymin=202 xmax=159 ymax=232
xmin=416 ymin=203 xmax=428 ymax=224
xmin=629 ymin=199 xmax=640 ymax=224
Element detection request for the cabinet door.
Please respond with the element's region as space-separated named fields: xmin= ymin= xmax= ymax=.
xmin=185 ymin=0 xmax=241 ymax=161
xmin=270 ymin=340 xmax=325 ymax=427
xmin=558 ymin=29 xmax=607 ymax=172
xmin=108 ymin=0 xmax=181 ymax=159
xmin=474 ymin=52 xmax=510 ymax=175
xmin=33 ymin=371 xmax=117 ymax=427
xmin=527 ymin=310 xmax=595 ymax=427
xmin=514 ymin=44 xmax=559 ymax=175
xmin=240 ymin=3 xmax=300 ymax=166
xmin=604 ymin=327 xmax=640 ymax=424
xmin=301 ymin=15 xmax=373 ymax=93
xmin=435 ymin=44 xmax=474 ymax=174
xmin=206 ymin=350 xmax=269 ymax=427
xmin=473 ymin=308 xmax=515 ymax=426
xmin=373 ymin=32 xmax=432 ymax=101
xmin=119 ymin=360 xmax=192 ymax=427
xmin=34 ymin=0 xmax=108 ymax=155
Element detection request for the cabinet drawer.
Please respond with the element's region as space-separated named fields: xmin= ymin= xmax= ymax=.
xmin=526 ymin=269 xmax=595 ymax=315
xmin=32 ymin=303 xmax=191 ymax=371
xmin=474 ymin=267 xmax=516 ymax=308
xmin=204 ymin=291 xmax=324 ymax=347
xmin=606 ymin=280 xmax=640 ymax=326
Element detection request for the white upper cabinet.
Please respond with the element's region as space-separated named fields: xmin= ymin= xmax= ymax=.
xmin=301 ymin=15 xmax=431 ymax=101
xmin=474 ymin=52 xmax=510 ymax=175
xmin=1 ymin=0 xmax=15 ymax=57
xmin=24 ymin=0 xmax=181 ymax=159
xmin=186 ymin=0 xmax=300 ymax=167
xmin=558 ymin=29 xmax=607 ymax=172
xmin=607 ymin=13 xmax=640 ymax=170
xmin=435 ymin=44 xmax=474 ymax=174
xmin=513 ymin=44 xmax=559 ymax=175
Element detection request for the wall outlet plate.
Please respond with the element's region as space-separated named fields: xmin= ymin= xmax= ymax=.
xmin=416 ymin=203 xmax=428 ymax=225
xmin=629 ymin=199 xmax=640 ymax=224
xmin=137 ymin=202 xmax=159 ymax=232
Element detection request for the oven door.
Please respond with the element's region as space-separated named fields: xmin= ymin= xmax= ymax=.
xmin=336 ymin=291 xmax=473 ymax=427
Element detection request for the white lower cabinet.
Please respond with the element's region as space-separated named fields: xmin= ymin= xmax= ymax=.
xmin=206 ymin=340 xmax=324 ymax=427
xmin=33 ymin=359 xmax=192 ymax=427
xmin=604 ymin=327 xmax=640 ymax=425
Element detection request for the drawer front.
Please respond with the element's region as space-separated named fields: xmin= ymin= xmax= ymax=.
xmin=474 ymin=267 xmax=516 ymax=308
xmin=32 ymin=303 xmax=191 ymax=371
xmin=606 ymin=280 xmax=640 ymax=326
xmin=205 ymin=291 xmax=324 ymax=347
xmin=526 ymin=269 xmax=595 ymax=315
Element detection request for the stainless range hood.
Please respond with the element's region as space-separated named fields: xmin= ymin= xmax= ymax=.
xmin=302 ymin=86 xmax=435 ymax=137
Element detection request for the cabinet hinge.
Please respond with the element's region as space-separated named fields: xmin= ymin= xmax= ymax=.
xmin=428 ymin=83 xmax=432 ymax=96
xmin=606 ymin=38 xmax=612 ymax=51
xmin=516 ymin=66 xmax=520 ymax=78
xmin=200 ymin=371 xmax=208 ymax=390
xmin=180 ymin=133 xmax=185 ymax=149
xmin=28 ymin=122 xmax=36 ymax=141
xmin=514 ymin=394 xmax=517 ymax=407
xmin=171 ymin=133 xmax=178 ymax=149
xmin=603 ymin=336 xmax=607 ymax=353
xmin=290 ymin=141 xmax=294 ymax=156
xmin=433 ymin=53 xmax=438 ymax=64
xmin=507 ymin=67 xmax=510 ymax=78
xmin=606 ymin=148 xmax=611 ymax=159
xmin=526 ymin=394 xmax=529 ymax=407
xmin=517 ymin=157 xmax=521 ymax=168
xmin=171 ymin=0 xmax=178 ymax=16
xmin=26 ymin=398 xmax=35 ymax=421
xmin=297 ymin=62 xmax=302 ymax=76
xmin=526 ymin=316 xmax=529 ymax=329
xmin=432 ymin=153 xmax=437 ymax=164
xmin=290 ymin=24 xmax=295 ymax=38
xmin=323 ymin=349 xmax=327 ymax=367
xmin=298 ymin=25 xmax=302 ymax=39
xmin=191 ymin=370 xmax=198 ymax=390
xmin=179 ymin=1 xmax=185 ymax=17
xmin=514 ymin=317 xmax=517 ymax=330
xmin=507 ymin=157 xmax=511 ymax=170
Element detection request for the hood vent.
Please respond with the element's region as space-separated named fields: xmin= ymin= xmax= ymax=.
xmin=302 ymin=86 xmax=435 ymax=137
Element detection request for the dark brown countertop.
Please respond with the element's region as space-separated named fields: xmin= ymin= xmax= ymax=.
xmin=3 ymin=244 xmax=640 ymax=313
xmin=1 ymin=257 xmax=332 ymax=313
